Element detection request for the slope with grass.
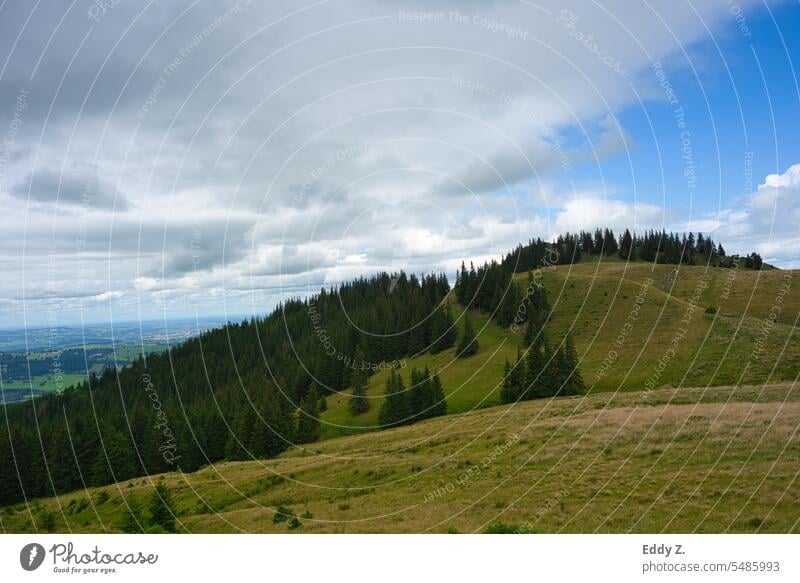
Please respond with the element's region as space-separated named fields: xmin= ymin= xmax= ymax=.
xmin=320 ymin=259 xmax=798 ymax=438
xmin=2 ymin=382 xmax=797 ymax=534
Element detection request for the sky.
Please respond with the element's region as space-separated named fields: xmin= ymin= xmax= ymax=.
xmin=0 ymin=0 xmax=798 ymax=327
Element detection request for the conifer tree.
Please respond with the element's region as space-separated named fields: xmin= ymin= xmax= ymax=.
xmin=562 ymin=334 xmax=585 ymax=395
xmin=119 ymin=499 xmax=144 ymax=534
xmin=498 ymin=278 xmax=520 ymax=326
xmin=378 ymin=369 xmax=409 ymax=428
xmin=456 ymin=312 xmax=479 ymax=357
xmin=430 ymin=304 xmax=457 ymax=354
xmin=148 ymin=481 xmax=177 ymax=533
xmin=408 ymin=368 xmax=431 ymax=421
xmin=501 ymin=349 xmax=526 ymax=404
xmin=539 ymin=340 xmax=561 ymax=398
xmin=295 ymin=384 xmax=321 ymax=443
xmin=348 ymin=346 xmax=370 ymax=415
xmin=525 ymin=335 xmax=545 ymax=398
xmin=619 ymin=228 xmax=634 ymax=260
xmin=429 ymin=371 xmax=447 ymax=417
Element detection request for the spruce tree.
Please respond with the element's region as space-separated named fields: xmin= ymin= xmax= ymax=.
xmin=562 ymin=334 xmax=585 ymax=395
xmin=456 ymin=312 xmax=479 ymax=357
xmin=147 ymin=481 xmax=176 ymax=533
xmin=501 ymin=350 xmax=525 ymax=404
xmin=498 ymin=279 xmax=520 ymax=326
xmin=348 ymin=346 xmax=370 ymax=415
xmin=501 ymin=358 xmax=512 ymax=403
xmin=539 ymin=340 xmax=561 ymax=398
xmin=429 ymin=371 xmax=447 ymax=417
xmin=119 ymin=499 xmax=144 ymax=534
xmin=619 ymin=228 xmax=634 ymax=260
xmin=525 ymin=336 xmax=545 ymax=399
xmin=408 ymin=368 xmax=430 ymax=421
xmin=430 ymin=304 xmax=457 ymax=354
xmin=295 ymin=384 xmax=321 ymax=443
xmin=378 ymin=369 xmax=409 ymax=428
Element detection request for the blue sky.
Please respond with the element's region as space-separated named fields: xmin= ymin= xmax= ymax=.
xmin=563 ymin=1 xmax=800 ymax=254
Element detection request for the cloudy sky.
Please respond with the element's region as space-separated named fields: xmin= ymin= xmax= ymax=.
xmin=0 ymin=0 xmax=798 ymax=327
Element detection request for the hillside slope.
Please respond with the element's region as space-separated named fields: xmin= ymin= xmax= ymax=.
xmin=2 ymin=382 xmax=797 ymax=534
xmin=321 ymin=260 xmax=799 ymax=438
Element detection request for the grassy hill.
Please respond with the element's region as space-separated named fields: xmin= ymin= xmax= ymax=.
xmin=321 ymin=259 xmax=798 ymax=438
xmin=2 ymin=382 xmax=797 ymax=533
xmin=2 ymin=259 xmax=797 ymax=533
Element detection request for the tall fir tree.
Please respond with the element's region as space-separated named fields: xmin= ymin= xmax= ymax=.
xmin=378 ymin=369 xmax=409 ymax=428
xmin=148 ymin=481 xmax=177 ymax=533
xmin=619 ymin=228 xmax=634 ymax=260
xmin=429 ymin=371 xmax=447 ymax=417
xmin=561 ymin=333 xmax=585 ymax=395
xmin=295 ymin=383 xmax=321 ymax=443
xmin=348 ymin=346 xmax=370 ymax=415
xmin=430 ymin=304 xmax=457 ymax=354
xmin=456 ymin=312 xmax=479 ymax=357
xmin=525 ymin=335 xmax=546 ymax=398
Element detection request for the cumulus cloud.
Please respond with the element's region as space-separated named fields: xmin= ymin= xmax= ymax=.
xmin=713 ymin=164 xmax=800 ymax=266
xmin=0 ymin=0 xmax=781 ymax=323
xmin=554 ymin=196 xmax=666 ymax=233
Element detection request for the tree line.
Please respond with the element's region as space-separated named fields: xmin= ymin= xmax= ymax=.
xmin=499 ymin=228 xmax=765 ymax=273
xmin=378 ymin=367 xmax=446 ymax=428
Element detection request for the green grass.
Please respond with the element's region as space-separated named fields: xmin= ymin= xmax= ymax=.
xmin=321 ymin=260 xmax=799 ymax=438
xmin=1 ymin=372 xmax=87 ymax=392
xmin=3 ymin=383 xmax=797 ymax=533
xmin=2 ymin=261 xmax=797 ymax=533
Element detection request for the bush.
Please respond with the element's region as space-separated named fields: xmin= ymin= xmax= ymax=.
xmin=705 ymin=305 xmax=718 ymax=314
xmin=38 ymin=510 xmax=57 ymax=532
xmin=273 ymin=505 xmax=294 ymax=524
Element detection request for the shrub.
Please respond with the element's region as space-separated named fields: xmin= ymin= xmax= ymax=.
xmin=273 ymin=505 xmax=294 ymax=524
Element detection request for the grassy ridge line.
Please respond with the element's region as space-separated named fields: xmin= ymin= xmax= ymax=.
xmin=320 ymin=262 xmax=799 ymax=438
xmin=2 ymin=383 xmax=797 ymax=533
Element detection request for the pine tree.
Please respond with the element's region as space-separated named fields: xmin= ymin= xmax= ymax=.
xmin=498 ymin=278 xmax=520 ymax=326
xmin=525 ymin=335 xmax=545 ymax=398
xmin=148 ymin=481 xmax=177 ymax=533
xmin=429 ymin=371 xmax=447 ymax=417
xmin=619 ymin=229 xmax=634 ymax=260
xmin=119 ymin=499 xmax=144 ymax=533
xmin=348 ymin=346 xmax=370 ymax=415
xmin=295 ymin=384 xmax=321 ymax=443
xmin=408 ymin=368 xmax=430 ymax=421
xmin=539 ymin=340 xmax=561 ymax=398
xmin=501 ymin=350 xmax=526 ymax=404
xmin=456 ymin=312 xmax=479 ymax=357
xmin=430 ymin=304 xmax=457 ymax=354
xmin=562 ymin=334 xmax=585 ymax=395
xmin=378 ymin=369 xmax=409 ymax=428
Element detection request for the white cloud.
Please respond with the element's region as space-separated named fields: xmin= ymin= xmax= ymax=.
xmin=713 ymin=164 xmax=800 ymax=266
xmin=0 ymin=0 xmax=781 ymax=323
xmin=554 ymin=196 xmax=665 ymax=233
xmin=89 ymin=291 xmax=124 ymax=302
